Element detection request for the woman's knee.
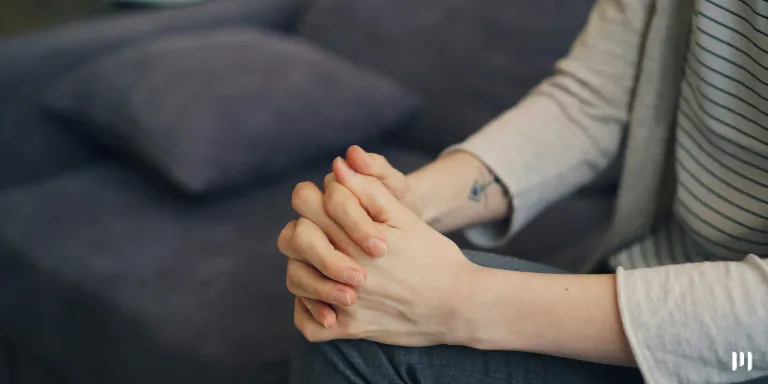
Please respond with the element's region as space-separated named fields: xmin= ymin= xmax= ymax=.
xmin=290 ymin=339 xmax=403 ymax=384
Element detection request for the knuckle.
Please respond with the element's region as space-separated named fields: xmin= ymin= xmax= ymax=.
xmin=390 ymin=173 xmax=407 ymax=198
xmin=277 ymin=233 xmax=287 ymax=254
xmin=370 ymin=154 xmax=404 ymax=183
xmin=324 ymin=184 xmax=350 ymax=215
xmin=295 ymin=216 xmax=309 ymax=231
xmin=289 ymin=259 xmax=327 ymax=298
xmin=294 ymin=220 xmax=316 ymax=254
xmin=325 ymin=180 xmax=344 ymax=195
xmin=303 ymin=328 xmax=319 ymax=342
xmin=285 ymin=270 xmax=297 ymax=293
xmin=296 ymin=234 xmax=317 ymax=260
xmin=370 ymin=153 xmax=387 ymax=166
xmin=371 ymin=154 xmax=394 ymax=172
xmin=286 ymin=274 xmax=296 ymax=294
xmin=276 ymin=221 xmax=295 ymax=253
xmin=292 ymin=182 xmax=317 ymax=211
xmin=286 ymin=262 xmax=304 ymax=294
xmin=323 ymin=173 xmax=336 ymax=187
xmin=367 ymin=201 xmax=389 ymax=222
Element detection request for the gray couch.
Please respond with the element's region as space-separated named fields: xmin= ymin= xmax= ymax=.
xmin=0 ymin=0 xmax=611 ymax=382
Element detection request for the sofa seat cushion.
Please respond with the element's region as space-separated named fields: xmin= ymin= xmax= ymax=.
xmin=298 ymin=0 xmax=594 ymax=151
xmin=44 ymin=28 xmax=419 ymax=195
xmin=0 ymin=147 xmax=431 ymax=384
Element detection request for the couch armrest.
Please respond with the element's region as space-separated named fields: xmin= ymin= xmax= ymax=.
xmin=0 ymin=0 xmax=302 ymax=192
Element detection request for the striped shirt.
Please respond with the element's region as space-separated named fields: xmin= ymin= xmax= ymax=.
xmin=609 ymin=0 xmax=768 ymax=270
xmin=455 ymin=1 xmax=768 ymax=381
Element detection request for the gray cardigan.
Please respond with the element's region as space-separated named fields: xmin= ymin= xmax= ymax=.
xmin=453 ymin=0 xmax=768 ymax=382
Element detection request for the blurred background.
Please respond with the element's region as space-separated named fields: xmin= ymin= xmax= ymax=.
xmin=1 ymin=0 xmax=104 ymax=38
xmin=0 ymin=0 xmax=210 ymax=38
xmin=0 ymin=1 xmax=603 ymax=383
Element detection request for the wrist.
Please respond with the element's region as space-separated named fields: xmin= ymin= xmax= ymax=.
xmin=403 ymin=172 xmax=432 ymax=222
xmin=406 ymin=150 xmax=494 ymax=230
xmin=437 ymin=261 xmax=485 ymax=346
xmin=447 ymin=267 xmax=528 ymax=350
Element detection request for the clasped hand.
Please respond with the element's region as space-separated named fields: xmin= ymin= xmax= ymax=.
xmin=277 ymin=147 xmax=477 ymax=347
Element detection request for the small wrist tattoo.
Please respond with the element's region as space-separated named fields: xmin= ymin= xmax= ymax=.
xmin=469 ymin=173 xmax=502 ymax=203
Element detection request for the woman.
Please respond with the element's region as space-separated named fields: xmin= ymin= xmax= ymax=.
xmin=278 ymin=0 xmax=768 ymax=382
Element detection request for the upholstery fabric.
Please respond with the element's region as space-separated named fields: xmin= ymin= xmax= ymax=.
xmin=0 ymin=0 xmax=301 ymax=193
xmin=0 ymin=147 xmax=431 ymax=384
xmin=45 ymin=28 xmax=419 ymax=194
xmin=0 ymin=342 xmax=8 ymax=384
xmin=8 ymin=345 xmax=62 ymax=384
xmin=298 ymin=0 xmax=594 ymax=151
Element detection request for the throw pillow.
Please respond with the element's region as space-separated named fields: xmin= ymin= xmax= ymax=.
xmin=44 ymin=28 xmax=419 ymax=194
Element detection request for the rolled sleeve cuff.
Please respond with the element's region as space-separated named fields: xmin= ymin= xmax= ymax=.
xmin=440 ymin=143 xmax=517 ymax=248
xmin=616 ymin=256 xmax=768 ymax=383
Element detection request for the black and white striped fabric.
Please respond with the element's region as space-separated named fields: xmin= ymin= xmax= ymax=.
xmin=610 ymin=0 xmax=768 ymax=269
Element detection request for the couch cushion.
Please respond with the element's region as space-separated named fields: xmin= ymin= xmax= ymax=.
xmin=44 ymin=28 xmax=419 ymax=195
xmin=0 ymin=146 xmax=431 ymax=384
xmin=0 ymin=0 xmax=301 ymax=193
xmin=298 ymin=0 xmax=594 ymax=151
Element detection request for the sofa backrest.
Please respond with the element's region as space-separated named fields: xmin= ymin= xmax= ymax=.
xmin=0 ymin=0 xmax=301 ymax=192
xmin=298 ymin=0 xmax=595 ymax=153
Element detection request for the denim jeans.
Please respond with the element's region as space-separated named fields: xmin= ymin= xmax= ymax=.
xmin=289 ymin=250 xmax=644 ymax=384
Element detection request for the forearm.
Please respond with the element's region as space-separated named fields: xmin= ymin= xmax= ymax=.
xmin=407 ymin=150 xmax=510 ymax=233
xmin=453 ymin=267 xmax=636 ymax=367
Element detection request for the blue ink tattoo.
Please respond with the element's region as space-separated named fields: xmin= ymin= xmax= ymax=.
xmin=469 ymin=175 xmax=502 ymax=202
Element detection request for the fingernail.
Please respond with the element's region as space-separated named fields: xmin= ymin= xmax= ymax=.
xmin=330 ymin=290 xmax=351 ymax=306
xmin=343 ymin=270 xmax=365 ymax=286
xmin=323 ymin=319 xmax=329 ymax=328
xmin=365 ymin=237 xmax=388 ymax=257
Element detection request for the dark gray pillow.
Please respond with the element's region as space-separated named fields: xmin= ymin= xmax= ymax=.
xmin=298 ymin=0 xmax=594 ymax=151
xmin=44 ymin=28 xmax=419 ymax=194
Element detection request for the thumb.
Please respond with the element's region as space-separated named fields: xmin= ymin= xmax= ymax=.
xmin=332 ymin=157 xmax=413 ymax=226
